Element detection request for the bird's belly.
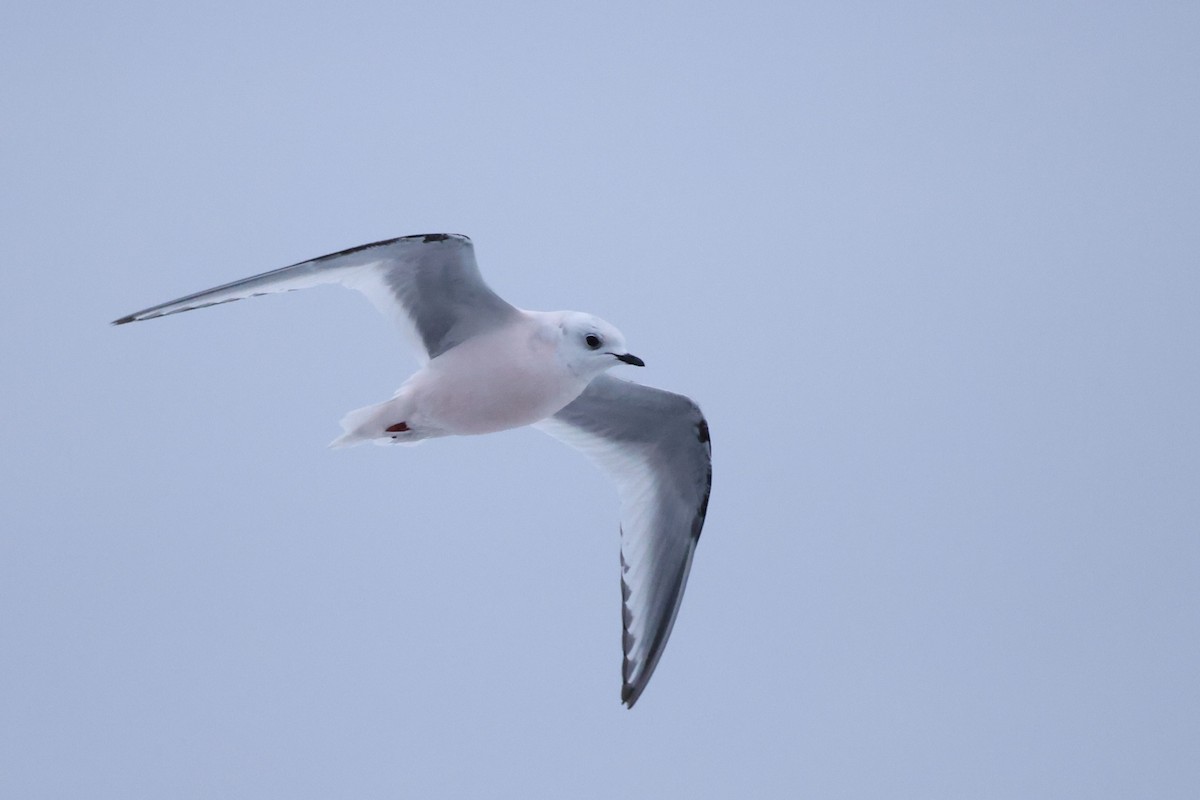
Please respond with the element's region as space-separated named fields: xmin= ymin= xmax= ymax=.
xmin=416 ymin=357 xmax=586 ymax=436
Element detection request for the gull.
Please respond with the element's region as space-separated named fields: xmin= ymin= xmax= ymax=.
xmin=113 ymin=233 xmax=711 ymax=708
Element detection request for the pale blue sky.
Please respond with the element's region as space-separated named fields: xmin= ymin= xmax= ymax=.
xmin=2 ymin=2 xmax=1198 ymax=797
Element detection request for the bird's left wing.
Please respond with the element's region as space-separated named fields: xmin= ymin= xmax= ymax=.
xmin=534 ymin=374 xmax=711 ymax=708
xmin=112 ymin=233 xmax=519 ymax=361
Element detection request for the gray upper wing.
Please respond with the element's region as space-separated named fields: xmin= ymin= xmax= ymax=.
xmin=112 ymin=233 xmax=519 ymax=360
xmin=534 ymin=374 xmax=712 ymax=708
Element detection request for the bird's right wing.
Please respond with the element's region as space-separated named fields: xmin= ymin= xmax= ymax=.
xmin=535 ymin=374 xmax=712 ymax=707
xmin=112 ymin=233 xmax=520 ymax=361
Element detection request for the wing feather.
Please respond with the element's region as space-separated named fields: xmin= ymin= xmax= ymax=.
xmin=535 ymin=374 xmax=711 ymax=707
xmin=112 ymin=233 xmax=519 ymax=360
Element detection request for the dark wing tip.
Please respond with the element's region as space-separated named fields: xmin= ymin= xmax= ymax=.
xmin=111 ymin=314 xmax=135 ymax=326
xmin=622 ymin=667 xmax=652 ymax=708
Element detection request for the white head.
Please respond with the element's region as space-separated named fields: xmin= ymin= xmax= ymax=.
xmin=556 ymin=311 xmax=645 ymax=378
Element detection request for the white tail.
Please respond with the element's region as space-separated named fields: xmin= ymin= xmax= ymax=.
xmin=329 ymin=395 xmax=413 ymax=448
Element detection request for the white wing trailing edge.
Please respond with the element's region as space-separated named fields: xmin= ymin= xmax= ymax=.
xmin=536 ymin=375 xmax=712 ymax=707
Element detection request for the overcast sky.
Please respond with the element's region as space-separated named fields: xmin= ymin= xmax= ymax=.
xmin=2 ymin=2 xmax=1198 ymax=798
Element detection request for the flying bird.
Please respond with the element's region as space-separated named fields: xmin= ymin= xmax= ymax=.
xmin=114 ymin=233 xmax=711 ymax=707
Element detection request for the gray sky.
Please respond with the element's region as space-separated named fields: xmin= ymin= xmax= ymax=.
xmin=3 ymin=2 xmax=1198 ymax=797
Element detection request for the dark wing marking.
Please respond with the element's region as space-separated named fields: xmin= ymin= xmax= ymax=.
xmin=535 ymin=374 xmax=711 ymax=707
xmin=113 ymin=233 xmax=519 ymax=360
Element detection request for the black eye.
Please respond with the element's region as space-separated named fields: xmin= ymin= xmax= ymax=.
xmin=585 ymin=334 xmax=602 ymax=350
